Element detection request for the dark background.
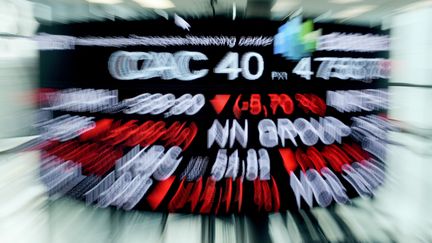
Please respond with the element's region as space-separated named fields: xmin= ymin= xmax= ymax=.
xmin=38 ymin=18 xmax=389 ymax=213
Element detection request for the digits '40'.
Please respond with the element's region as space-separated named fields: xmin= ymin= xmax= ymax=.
xmin=214 ymin=52 xmax=264 ymax=80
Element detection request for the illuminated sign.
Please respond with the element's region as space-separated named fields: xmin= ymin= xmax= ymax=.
xmin=37 ymin=18 xmax=389 ymax=214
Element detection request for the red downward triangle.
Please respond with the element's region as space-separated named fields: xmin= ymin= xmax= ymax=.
xmin=210 ymin=95 xmax=230 ymax=114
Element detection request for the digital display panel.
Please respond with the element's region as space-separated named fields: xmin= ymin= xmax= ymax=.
xmin=37 ymin=17 xmax=390 ymax=214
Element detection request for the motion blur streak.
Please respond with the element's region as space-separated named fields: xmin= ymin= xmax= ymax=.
xmin=1 ymin=1 xmax=432 ymax=243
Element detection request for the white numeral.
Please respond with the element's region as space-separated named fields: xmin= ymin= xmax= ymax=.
xmin=241 ymin=52 xmax=264 ymax=80
xmin=214 ymin=52 xmax=264 ymax=80
xmin=293 ymin=57 xmax=313 ymax=80
xmin=214 ymin=52 xmax=241 ymax=80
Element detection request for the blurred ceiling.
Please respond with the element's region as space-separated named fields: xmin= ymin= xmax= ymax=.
xmin=28 ymin=0 xmax=431 ymax=26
